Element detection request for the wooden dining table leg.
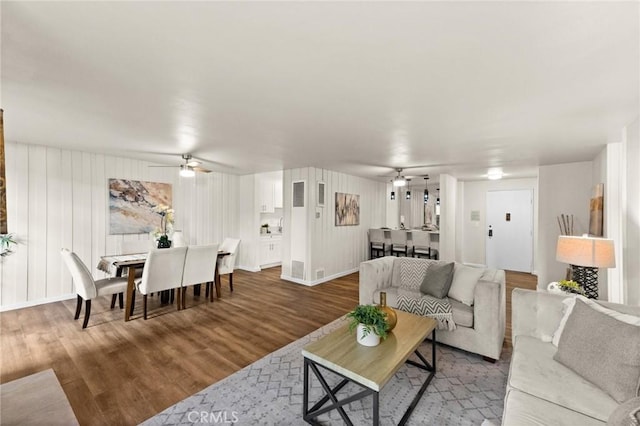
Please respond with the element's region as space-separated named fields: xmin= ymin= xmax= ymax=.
xmin=124 ymin=266 xmax=136 ymax=322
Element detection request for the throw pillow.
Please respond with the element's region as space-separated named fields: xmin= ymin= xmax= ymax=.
xmin=447 ymin=263 xmax=484 ymax=306
xmin=607 ymin=396 xmax=640 ymax=426
xmin=420 ymin=262 xmax=454 ymax=299
xmin=554 ymin=299 xmax=640 ymax=404
xmin=552 ymin=295 xmax=640 ymax=347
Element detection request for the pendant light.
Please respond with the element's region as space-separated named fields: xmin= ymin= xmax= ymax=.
xmin=423 ymin=176 xmax=429 ymax=204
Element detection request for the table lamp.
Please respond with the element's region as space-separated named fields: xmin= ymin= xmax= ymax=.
xmin=556 ymin=235 xmax=615 ymax=299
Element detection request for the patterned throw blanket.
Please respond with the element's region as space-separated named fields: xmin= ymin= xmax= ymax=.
xmin=396 ymin=292 xmax=456 ymax=331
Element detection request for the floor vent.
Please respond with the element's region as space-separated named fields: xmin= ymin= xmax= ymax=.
xmin=292 ymin=260 xmax=304 ymax=280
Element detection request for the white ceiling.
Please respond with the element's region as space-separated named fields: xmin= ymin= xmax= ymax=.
xmin=2 ymin=1 xmax=638 ymax=182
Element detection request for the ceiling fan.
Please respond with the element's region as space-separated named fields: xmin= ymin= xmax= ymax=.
xmin=149 ymin=154 xmax=212 ymax=177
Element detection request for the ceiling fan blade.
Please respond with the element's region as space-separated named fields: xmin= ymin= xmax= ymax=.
xmin=186 ymin=160 xmax=201 ymax=167
xmin=193 ymin=167 xmax=212 ymax=173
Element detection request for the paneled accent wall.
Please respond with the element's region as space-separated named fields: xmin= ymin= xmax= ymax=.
xmin=0 ymin=142 xmax=238 ymax=310
xmin=282 ymin=167 xmax=387 ymax=284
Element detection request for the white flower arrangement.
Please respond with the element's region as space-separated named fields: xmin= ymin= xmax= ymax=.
xmin=151 ymin=204 xmax=174 ymax=242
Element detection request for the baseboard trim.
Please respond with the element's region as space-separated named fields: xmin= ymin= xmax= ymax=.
xmin=0 ymin=293 xmax=76 ymax=312
xmin=281 ymin=267 xmax=359 ymax=287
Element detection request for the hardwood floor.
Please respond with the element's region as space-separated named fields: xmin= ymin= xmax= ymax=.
xmin=1 ymin=266 xmax=537 ymax=425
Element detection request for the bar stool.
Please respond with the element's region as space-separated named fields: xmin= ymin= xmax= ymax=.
xmin=411 ymin=230 xmax=432 ymax=258
xmin=369 ymin=229 xmax=390 ymax=259
xmin=390 ymin=230 xmax=409 ymax=257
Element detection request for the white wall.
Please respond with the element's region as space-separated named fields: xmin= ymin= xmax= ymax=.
xmin=537 ymin=161 xmax=593 ymax=290
xmin=624 ymin=118 xmax=640 ymax=305
xmin=281 ymin=167 xmax=386 ymax=284
xmin=439 ymin=174 xmax=457 ymax=262
xmin=0 ymin=142 xmax=239 ymax=310
xmin=460 ymin=178 xmax=538 ymax=271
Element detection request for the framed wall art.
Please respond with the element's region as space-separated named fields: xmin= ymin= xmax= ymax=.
xmin=335 ymin=192 xmax=360 ymax=226
xmin=109 ymin=179 xmax=172 ymax=234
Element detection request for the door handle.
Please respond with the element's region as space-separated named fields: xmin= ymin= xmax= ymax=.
xmin=488 ymin=226 xmax=493 ymax=238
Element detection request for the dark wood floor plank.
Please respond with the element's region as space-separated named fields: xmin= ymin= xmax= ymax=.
xmin=1 ymin=265 xmax=536 ymax=425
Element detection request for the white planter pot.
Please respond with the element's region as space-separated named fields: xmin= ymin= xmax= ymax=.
xmin=356 ymin=323 xmax=380 ymax=347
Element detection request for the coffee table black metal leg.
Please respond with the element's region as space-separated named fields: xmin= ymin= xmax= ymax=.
xmin=399 ymin=330 xmax=437 ymax=426
xmin=303 ymin=358 xmax=309 ymax=420
xmin=373 ymin=391 xmax=379 ymax=426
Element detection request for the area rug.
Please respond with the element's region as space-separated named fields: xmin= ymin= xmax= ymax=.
xmin=143 ymin=318 xmax=510 ymax=425
xmin=1 ymin=369 xmax=79 ymax=425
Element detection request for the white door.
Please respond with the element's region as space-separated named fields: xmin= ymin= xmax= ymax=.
xmin=486 ymin=189 xmax=533 ymax=272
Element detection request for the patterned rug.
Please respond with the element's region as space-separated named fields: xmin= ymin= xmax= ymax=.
xmin=142 ymin=318 xmax=510 ymax=426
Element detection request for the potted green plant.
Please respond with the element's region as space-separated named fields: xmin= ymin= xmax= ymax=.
xmin=346 ymin=305 xmax=389 ymax=347
xmin=558 ymin=279 xmax=585 ymax=295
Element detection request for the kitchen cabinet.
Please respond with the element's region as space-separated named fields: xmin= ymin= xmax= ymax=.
xmin=260 ymin=236 xmax=282 ymax=267
xmin=259 ymin=180 xmax=275 ymax=213
xmin=257 ymin=172 xmax=283 ymax=213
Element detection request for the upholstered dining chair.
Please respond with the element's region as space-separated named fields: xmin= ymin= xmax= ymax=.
xmin=218 ymin=238 xmax=241 ymax=292
xmin=61 ymin=248 xmax=129 ymax=329
xmin=390 ymin=230 xmax=410 ymax=257
xmin=368 ymin=229 xmax=389 ymax=259
xmin=135 ymin=246 xmax=187 ymax=319
xmin=119 ymin=239 xmax=153 ymax=279
xmin=181 ymin=244 xmax=218 ymax=309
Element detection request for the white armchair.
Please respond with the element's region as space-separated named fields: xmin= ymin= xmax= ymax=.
xmin=61 ymin=248 xmax=128 ymax=329
xmin=218 ymin=238 xmax=241 ymax=292
xmin=135 ymin=246 xmax=187 ymax=319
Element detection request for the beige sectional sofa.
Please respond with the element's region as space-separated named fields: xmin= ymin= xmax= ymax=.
xmin=359 ymin=256 xmax=506 ymax=361
xmin=504 ymin=289 xmax=640 ymax=425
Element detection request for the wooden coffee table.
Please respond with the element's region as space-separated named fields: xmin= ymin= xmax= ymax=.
xmin=302 ymin=310 xmax=437 ymax=425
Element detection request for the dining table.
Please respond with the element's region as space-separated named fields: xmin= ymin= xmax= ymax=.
xmin=98 ymin=250 xmax=230 ymax=321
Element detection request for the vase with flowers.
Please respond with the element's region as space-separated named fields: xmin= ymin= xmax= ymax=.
xmin=152 ymin=204 xmax=174 ymax=248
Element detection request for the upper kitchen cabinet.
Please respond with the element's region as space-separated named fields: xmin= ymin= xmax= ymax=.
xmin=256 ymin=171 xmax=283 ymax=213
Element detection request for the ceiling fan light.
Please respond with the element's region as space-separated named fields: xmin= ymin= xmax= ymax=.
xmin=393 ymin=177 xmax=406 ymax=187
xmin=487 ymin=169 xmax=503 ymax=180
xmin=180 ymin=165 xmax=195 ymax=177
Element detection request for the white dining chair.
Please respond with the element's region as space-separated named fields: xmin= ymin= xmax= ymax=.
xmin=218 ymin=238 xmax=241 ymax=292
xmin=61 ymin=248 xmax=129 ymax=329
xmin=119 ymin=239 xmax=153 ymax=279
xmin=181 ymin=244 xmax=218 ymax=309
xmin=135 ymin=246 xmax=187 ymax=319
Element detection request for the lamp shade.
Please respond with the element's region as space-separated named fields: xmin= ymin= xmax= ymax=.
xmin=556 ymin=235 xmax=615 ymax=268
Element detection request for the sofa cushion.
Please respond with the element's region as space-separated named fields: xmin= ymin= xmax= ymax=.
xmin=392 ymin=257 xmax=434 ymax=291
xmin=510 ymin=335 xmax=618 ymax=421
xmin=449 ymin=298 xmax=473 ymax=328
xmin=553 ymin=295 xmax=640 ymax=347
xmin=420 ymin=261 xmax=454 ymax=298
xmin=503 ymin=388 xmax=605 ymax=426
xmin=554 ymin=299 xmax=640 ymax=404
xmin=448 ymin=263 xmax=484 ymax=306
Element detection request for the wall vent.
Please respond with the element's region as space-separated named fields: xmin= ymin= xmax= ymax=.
xmin=292 ymin=260 xmax=305 ymax=279
xmin=315 ymin=268 xmax=325 ymax=280
xmin=293 ymin=181 xmax=305 ymax=207
xmin=317 ymin=182 xmax=325 ymax=207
